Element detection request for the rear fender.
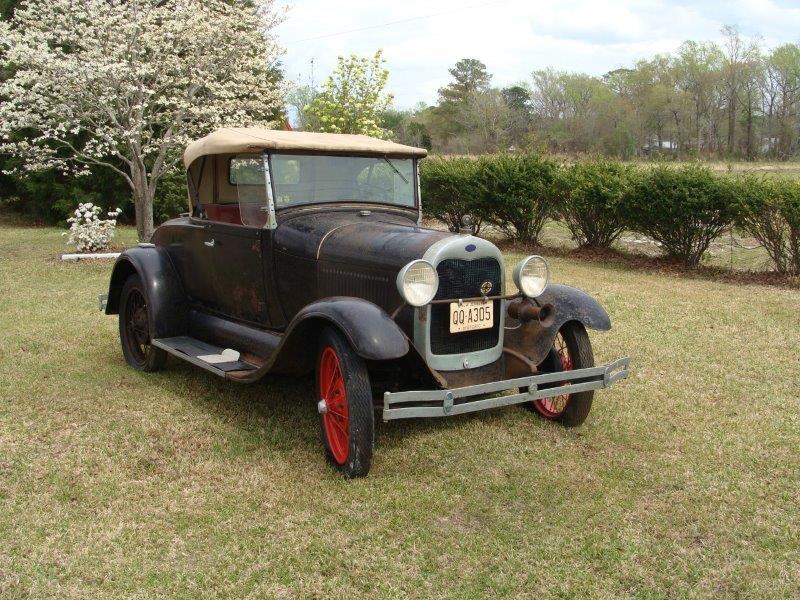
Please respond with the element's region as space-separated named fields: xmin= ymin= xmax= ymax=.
xmin=105 ymin=247 xmax=187 ymax=339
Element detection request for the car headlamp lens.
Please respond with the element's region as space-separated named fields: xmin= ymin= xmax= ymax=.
xmin=397 ymin=260 xmax=438 ymax=307
xmin=513 ymin=255 xmax=550 ymax=298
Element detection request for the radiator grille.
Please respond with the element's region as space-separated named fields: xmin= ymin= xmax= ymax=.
xmin=319 ymin=265 xmax=394 ymax=308
xmin=429 ymin=258 xmax=502 ymax=355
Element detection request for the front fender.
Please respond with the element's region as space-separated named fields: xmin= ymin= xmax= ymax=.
xmin=504 ymin=284 xmax=611 ymax=369
xmin=264 ymin=297 xmax=410 ymax=376
xmin=105 ymin=246 xmax=186 ymax=339
xmin=537 ymin=284 xmax=611 ymax=332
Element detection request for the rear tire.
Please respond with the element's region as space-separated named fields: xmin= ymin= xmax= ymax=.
xmin=118 ymin=275 xmax=167 ymax=372
xmin=316 ymin=327 xmax=375 ymax=478
xmin=526 ymin=321 xmax=594 ymax=427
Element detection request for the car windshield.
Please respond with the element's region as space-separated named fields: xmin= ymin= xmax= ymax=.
xmin=269 ymin=154 xmax=416 ymax=209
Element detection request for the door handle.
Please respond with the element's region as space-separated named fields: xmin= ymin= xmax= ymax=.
xmin=204 ymin=239 xmax=216 ymax=247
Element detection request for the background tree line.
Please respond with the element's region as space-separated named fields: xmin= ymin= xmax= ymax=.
xmin=3 ymin=0 xmax=800 ymax=236
xmin=365 ymin=27 xmax=800 ymax=160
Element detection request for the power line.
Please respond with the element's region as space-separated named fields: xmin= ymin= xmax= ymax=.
xmin=287 ymin=0 xmax=514 ymax=44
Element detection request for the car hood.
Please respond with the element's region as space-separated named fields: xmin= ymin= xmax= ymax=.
xmin=275 ymin=208 xmax=453 ymax=269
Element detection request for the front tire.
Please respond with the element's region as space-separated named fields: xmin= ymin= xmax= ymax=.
xmin=118 ymin=275 xmax=167 ymax=372
xmin=316 ymin=327 xmax=375 ymax=478
xmin=528 ymin=321 xmax=595 ymax=427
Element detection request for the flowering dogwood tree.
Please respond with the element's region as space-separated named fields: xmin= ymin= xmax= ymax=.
xmin=0 ymin=0 xmax=284 ymax=241
xmin=305 ymin=50 xmax=394 ymax=139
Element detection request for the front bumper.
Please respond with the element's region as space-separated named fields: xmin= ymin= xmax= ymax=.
xmin=382 ymin=356 xmax=630 ymax=421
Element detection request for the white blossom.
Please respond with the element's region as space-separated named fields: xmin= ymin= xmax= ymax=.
xmin=64 ymin=203 xmax=123 ymax=253
xmin=0 ymin=0 xmax=286 ymax=241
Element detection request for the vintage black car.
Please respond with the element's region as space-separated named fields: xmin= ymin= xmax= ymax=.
xmin=102 ymin=128 xmax=629 ymax=477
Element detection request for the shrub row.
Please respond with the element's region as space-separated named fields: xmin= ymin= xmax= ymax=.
xmin=420 ymin=154 xmax=800 ymax=273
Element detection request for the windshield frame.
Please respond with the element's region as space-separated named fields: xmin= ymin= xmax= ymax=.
xmin=265 ymin=151 xmax=420 ymax=214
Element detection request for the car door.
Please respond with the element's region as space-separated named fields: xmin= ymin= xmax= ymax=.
xmin=203 ymin=220 xmax=269 ymax=325
xmin=165 ymin=218 xmax=219 ymax=310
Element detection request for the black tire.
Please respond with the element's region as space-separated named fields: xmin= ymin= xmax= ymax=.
xmin=316 ymin=327 xmax=375 ymax=478
xmin=526 ymin=321 xmax=594 ymax=427
xmin=118 ymin=274 xmax=168 ymax=372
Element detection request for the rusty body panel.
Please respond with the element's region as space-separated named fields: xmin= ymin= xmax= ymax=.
xmin=274 ymin=206 xmax=449 ymax=320
xmin=502 ymin=285 xmax=611 ymax=374
xmin=152 ymin=217 xmax=270 ymax=327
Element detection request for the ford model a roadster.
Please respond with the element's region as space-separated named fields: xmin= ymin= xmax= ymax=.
xmin=103 ymin=128 xmax=629 ymax=477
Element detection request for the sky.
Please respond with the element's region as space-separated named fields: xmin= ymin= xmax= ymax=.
xmin=275 ymin=0 xmax=800 ymax=109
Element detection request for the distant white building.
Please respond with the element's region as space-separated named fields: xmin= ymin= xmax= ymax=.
xmin=642 ymin=139 xmax=678 ymax=153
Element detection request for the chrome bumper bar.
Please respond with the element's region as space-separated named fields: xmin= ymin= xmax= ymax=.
xmin=382 ymin=356 xmax=630 ymax=421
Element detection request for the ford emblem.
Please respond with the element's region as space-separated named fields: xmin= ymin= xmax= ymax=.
xmin=465 ymin=243 xmax=477 ymax=252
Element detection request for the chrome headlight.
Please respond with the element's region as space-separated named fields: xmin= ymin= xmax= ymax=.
xmin=513 ymin=255 xmax=550 ymax=298
xmin=396 ymin=260 xmax=438 ymax=307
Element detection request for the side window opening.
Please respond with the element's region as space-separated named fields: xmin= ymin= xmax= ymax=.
xmin=230 ymin=154 xmax=269 ymax=227
xmin=230 ymin=156 xmax=266 ymax=186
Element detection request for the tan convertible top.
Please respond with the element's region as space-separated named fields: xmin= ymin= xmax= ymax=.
xmin=183 ymin=127 xmax=427 ymax=167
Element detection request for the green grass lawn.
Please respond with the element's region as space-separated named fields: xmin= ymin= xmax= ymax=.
xmin=1 ymin=219 xmax=798 ymax=598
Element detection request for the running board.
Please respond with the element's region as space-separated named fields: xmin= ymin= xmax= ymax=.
xmin=152 ymin=336 xmax=258 ymax=377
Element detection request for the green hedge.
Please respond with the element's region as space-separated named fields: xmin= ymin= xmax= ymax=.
xmin=476 ymin=153 xmax=558 ymax=244
xmin=620 ymin=164 xmax=738 ymax=266
xmin=420 ymin=155 xmax=800 ymax=271
xmin=420 ymin=153 xmax=557 ymax=243
xmin=419 ymin=156 xmax=483 ymax=233
xmin=733 ymin=175 xmax=800 ymax=275
xmin=554 ymin=159 xmax=630 ymax=248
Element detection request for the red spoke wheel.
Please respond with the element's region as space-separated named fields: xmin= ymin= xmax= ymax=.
xmin=319 ymin=347 xmax=349 ymax=464
xmin=118 ymin=275 xmax=167 ymax=372
xmin=534 ymin=331 xmax=573 ymax=419
xmin=316 ymin=327 xmax=374 ymax=478
xmin=527 ymin=321 xmax=595 ymax=427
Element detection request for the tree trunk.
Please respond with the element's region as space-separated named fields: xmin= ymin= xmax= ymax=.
xmin=130 ymin=160 xmax=155 ymax=242
xmin=727 ymin=96 xmax=737 ymax=155
xmin=133 ymin=188 xmax=155 ymax=242
xmin=745 ymin=103 xmax=754 ymax=159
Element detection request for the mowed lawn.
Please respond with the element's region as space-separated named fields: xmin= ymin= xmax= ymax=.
xmin=1 ymin=218 xmax=798 ymax=598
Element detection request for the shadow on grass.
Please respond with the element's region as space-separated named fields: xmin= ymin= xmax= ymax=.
xmin=148 ymin=356 xmax=513 ymax=462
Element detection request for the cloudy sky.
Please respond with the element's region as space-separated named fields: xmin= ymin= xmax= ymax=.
xmin=276 ymin=0 xmax=800 ymax=109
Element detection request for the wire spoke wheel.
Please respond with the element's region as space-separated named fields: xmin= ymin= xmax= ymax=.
xmin=534 ymin=331 xmax=573 ymax=418
xmin=319 ymin=347 xmax=350 ymax=465
xmin=124 ymin=288 xmax=151 ymax=363
xmin=528 ymin=322 xmax=595 ymax=427
xmin=118 ymin=275 xmax=167 ymax=373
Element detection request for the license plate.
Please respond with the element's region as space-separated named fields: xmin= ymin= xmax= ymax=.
xmin=449 ymin=300 xmax=493 ymax=333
